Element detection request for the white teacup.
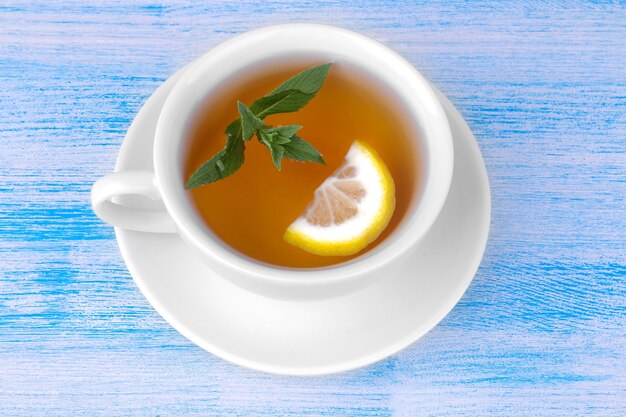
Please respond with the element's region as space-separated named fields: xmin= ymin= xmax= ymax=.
xmin=92 ymin=24 xmax=453 ymax=300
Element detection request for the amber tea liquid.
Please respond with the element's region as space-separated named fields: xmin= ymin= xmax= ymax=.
xmin=184 ymin=60 xmax=418 ymax=268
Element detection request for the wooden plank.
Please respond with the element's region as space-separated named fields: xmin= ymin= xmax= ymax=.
xmin=1 ymin=1 xmax=624 ymax=415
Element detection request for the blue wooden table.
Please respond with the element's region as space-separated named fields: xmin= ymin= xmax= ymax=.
xmin=1 ymin=1 xmax=625 ymax=415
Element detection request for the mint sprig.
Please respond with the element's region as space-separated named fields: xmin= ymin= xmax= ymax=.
xmin=185 ymin=63 xmax=331 ymax=189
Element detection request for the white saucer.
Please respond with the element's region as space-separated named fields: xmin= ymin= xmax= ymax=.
xmin=113 ymin=66 xmax=491 ymax=375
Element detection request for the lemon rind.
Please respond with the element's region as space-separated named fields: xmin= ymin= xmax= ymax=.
xmin=283 ymin=140 xmax=396 ymax=256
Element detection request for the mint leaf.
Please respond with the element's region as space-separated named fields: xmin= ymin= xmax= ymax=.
xmin=270 ymin=63 xmax=332 ymax=95
xmin=185 ymin=136 xmax=245 ymax=189
xmin=225 ymin=118 xmax=241 ymax=139
xmin=271 ymin=135 xmax=292 ymax=145
xmin=283 ymin=135 xmax=325 ymax=165
xmin=250 ymin=89 xmax=315 ymax=119
xmin=267 ymin=143 xmax=285 ymax=171
xmin=237 ymin=101 xmax=264 ymax=141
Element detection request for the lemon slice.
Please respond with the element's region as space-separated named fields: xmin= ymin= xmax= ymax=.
xmin=284 ymin=140 xmax=396 ymax=256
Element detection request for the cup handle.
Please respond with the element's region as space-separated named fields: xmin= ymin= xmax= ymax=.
xmin=91 ymin=171 xmax=177 ymax=233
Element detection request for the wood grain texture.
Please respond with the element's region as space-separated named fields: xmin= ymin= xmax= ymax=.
xmin=1 ymin=0 xmax=625 ymax=415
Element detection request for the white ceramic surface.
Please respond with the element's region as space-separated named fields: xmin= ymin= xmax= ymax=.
xmin=92 ymin=24 xmax=454 ymax=300
xmin=112 ymin=65 xmax=490 ymax=375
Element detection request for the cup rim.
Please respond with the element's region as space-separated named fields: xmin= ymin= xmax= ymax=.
xmin=154 ymin=23 xmax=453 ymax=285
